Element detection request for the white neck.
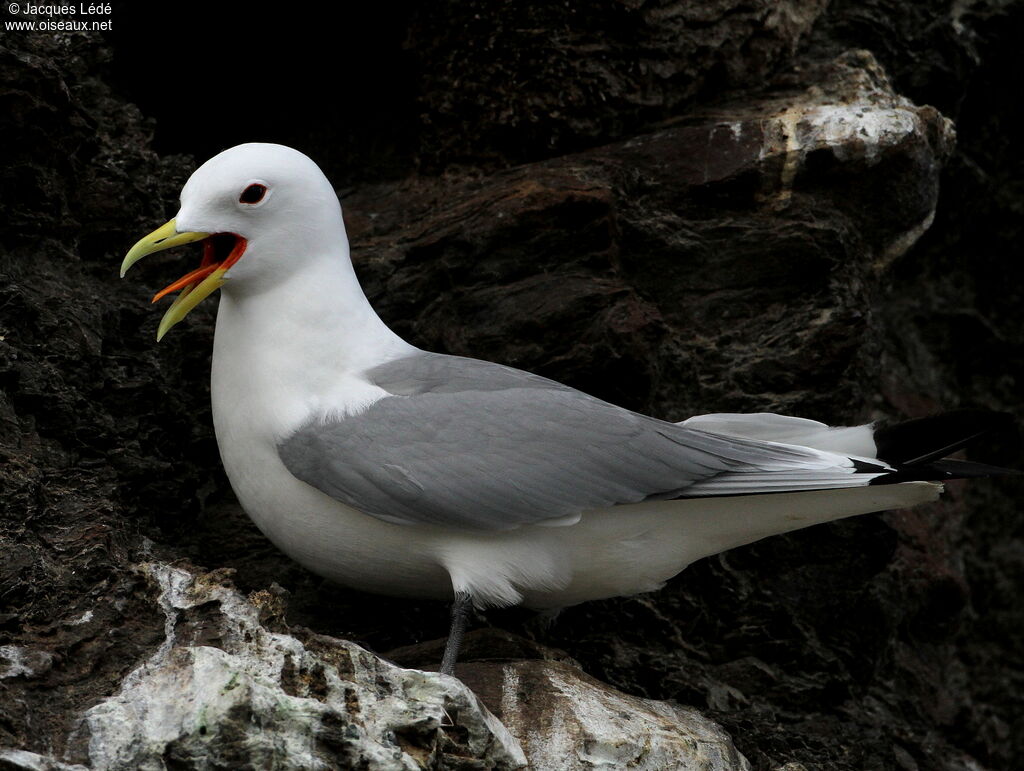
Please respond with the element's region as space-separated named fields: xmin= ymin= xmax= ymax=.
xmin=210 ymin=245 xmax=416 ymax=441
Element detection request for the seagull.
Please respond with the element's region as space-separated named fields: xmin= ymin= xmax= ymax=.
xmin=121 ymin=143 xmax=1010 ymax=676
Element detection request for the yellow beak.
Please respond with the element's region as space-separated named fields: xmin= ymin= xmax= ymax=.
xmin=121 ymin=218 xmax=235 ymax=341
xmin=121 ymin=218 xmax=209 ymax=278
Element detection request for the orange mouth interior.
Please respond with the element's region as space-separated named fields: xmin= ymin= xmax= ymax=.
xmin=152 ymin=233 xmax=247 ymax=303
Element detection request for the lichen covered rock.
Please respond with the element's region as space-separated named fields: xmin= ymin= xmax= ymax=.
xmin=5 ymin=565 xmax=751 ymax=770
xmin=74 ymin=565 xmax=526 ymax=770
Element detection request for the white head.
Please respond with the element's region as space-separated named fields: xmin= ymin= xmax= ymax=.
xmin=121 ymin=143 xmax=350 ymax=338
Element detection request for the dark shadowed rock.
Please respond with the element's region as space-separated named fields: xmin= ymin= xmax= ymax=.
xmin=407 ymin=0 xmax=829 ymax=168
xmin=346 ymin=49 xmax=953 ymax=423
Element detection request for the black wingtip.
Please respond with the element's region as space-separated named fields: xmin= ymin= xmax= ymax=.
xmin=870 ymin=409 xmax=1020 ymax=484
xmin=874 ymin=410 xmax=1019 ymax=467
xmin=871 ymin=458 xmax=1023 ymax=485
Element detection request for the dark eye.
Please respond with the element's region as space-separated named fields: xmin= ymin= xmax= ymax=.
xmin=239 ymin=184 xmax=267 ymax=204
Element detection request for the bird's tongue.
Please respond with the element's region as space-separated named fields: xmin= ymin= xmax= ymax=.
xmin=152 ymin=249 xmax=218 ymax=302
xmin=151 ymin=235 xmax=247 ymax=304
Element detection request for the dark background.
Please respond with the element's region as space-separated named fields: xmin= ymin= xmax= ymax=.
xmin=2 ymin=1 xmax=1023 ymax=769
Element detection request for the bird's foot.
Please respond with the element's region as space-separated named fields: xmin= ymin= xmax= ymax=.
xmin=439 ymin=591 xmax=473 ymax=676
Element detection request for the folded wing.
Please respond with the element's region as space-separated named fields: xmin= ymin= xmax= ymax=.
xmin=277 ymin=352 xmax=884 ymax=530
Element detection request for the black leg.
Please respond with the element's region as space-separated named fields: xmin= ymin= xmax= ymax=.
xmin=439 ymin=591 xmax=473 ymax=676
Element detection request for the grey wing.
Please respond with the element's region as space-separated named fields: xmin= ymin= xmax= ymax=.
xmin=277 ymin=352 xmax=871 ymax=530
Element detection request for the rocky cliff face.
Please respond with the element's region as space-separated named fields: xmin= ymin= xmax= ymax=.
xmin=1 ymin=2 xmax=1022 ymax=769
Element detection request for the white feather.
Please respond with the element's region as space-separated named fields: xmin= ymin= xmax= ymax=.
xmin=681 ymin=412 xmax=878 ymax=458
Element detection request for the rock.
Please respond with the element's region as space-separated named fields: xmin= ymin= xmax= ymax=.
xmin=0 ymin=645 xmax=54 ymax=680
xmin=0 ymin=749 xmax=87 ymax=771
xmin=407 ymin=0 xmax=831 ymax=168
xmin=4 ymin=564 xmax=750 ymax=771
xmin=346 ymin=49 xmax=954 ymax=420
xmin=57 ymin=564 xmax=525 ymax=770
xmin=460 ymin=659 xmax=750 ymax=771
xmin=390 ymin=630 xmax=751 ymax=769
xmin=385 ymin=626 xmax=582 ymax=671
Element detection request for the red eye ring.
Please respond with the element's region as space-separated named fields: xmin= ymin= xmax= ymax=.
xmin=240 ymin=184 xmax=267 ymax=204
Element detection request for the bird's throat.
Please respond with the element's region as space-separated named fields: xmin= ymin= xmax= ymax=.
xmin=213 ymin=254 xmax=415 ymax=411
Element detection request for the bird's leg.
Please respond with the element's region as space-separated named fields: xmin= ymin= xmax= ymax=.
xmin=439 ymin=591 xmax=473 ymax=676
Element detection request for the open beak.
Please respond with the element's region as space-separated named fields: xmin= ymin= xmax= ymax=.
xmin=121 ymin=218 xmax=247 ymax=341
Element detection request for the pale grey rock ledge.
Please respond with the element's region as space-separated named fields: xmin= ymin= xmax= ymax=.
xmin=0 ymin=563 xmax=749 ymax=770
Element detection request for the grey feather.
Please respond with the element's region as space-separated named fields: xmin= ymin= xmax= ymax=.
xmin=277 ymin=351 xmax=865 ymax=530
